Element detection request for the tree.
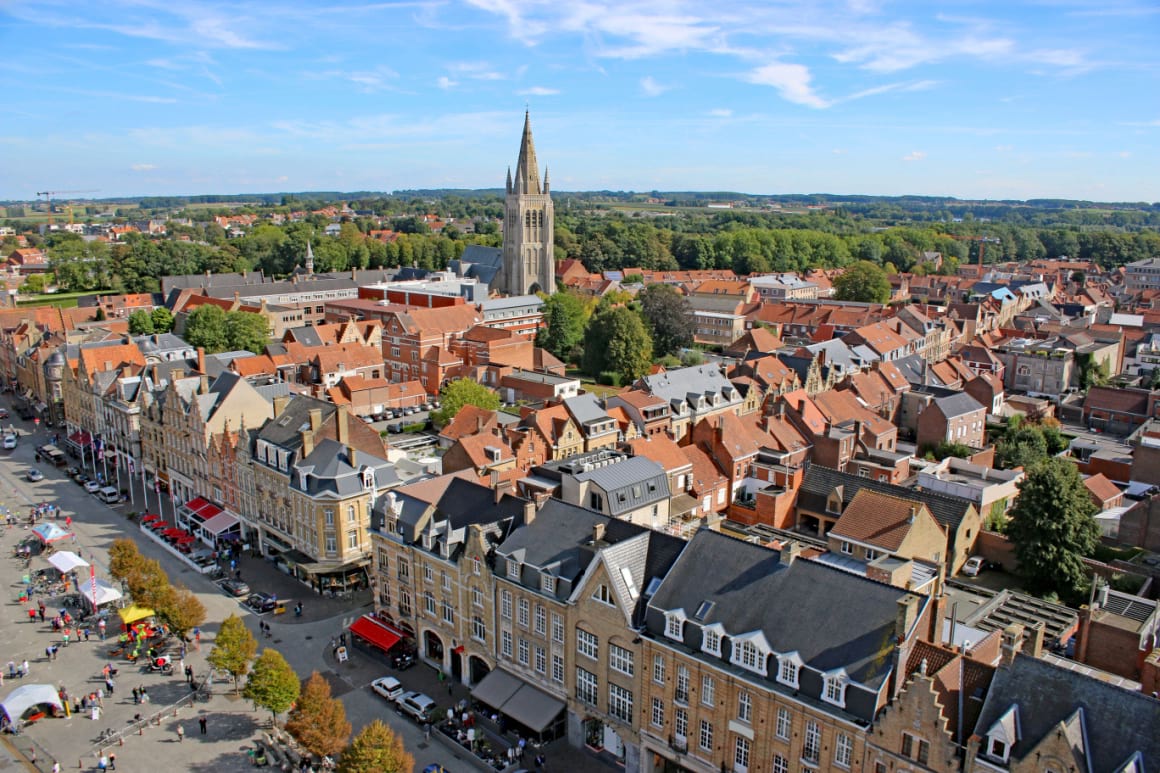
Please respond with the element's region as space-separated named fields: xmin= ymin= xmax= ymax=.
xmin=123 ymin=556 xmax=174 ymax=611
xmin=20 ymin=274 xmax=47 ymax=294
xmin=432 ymin=378 xmax=500 ymax=425
xmin=108 ymin=538 xmax=145 ymax=583
xmin=537 ymin=291 xmax=588 ymax=362
xmin=833 ymin=261 xmax=891 ymax=304
xmin=157 ymin=585 xmax=206 ymax=640
xmin=128 ymin=309 xmax=155 ymax=335
xmin=243 ymin=649 xmax=301 ymax=724
xmin=224 ymin=310 xmax=271 ymax=354
xmin=637 ymin=283 xmax=694 ymax=358
xmin=582 ymin=305 xmax=653 ymax=383
xmin=336 ymin=720 xmax=414 ymax=773
xmin=183 ymin=304 xmax=229 ymax=353
xmin=285 ymin=672 xmax=352 ymax=758
xmin=1006 ymin=458 xmax=1100 ymax=604
xmin=207 ymin=614 xmax=258 ymax=695
xmin=151 ymin=307 xmax=175 ymax=333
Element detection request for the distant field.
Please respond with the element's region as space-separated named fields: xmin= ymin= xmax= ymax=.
xmin=16 ymin=290 xmax=98 ymax=308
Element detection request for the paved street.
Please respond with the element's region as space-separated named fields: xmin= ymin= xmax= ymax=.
xmin=0 ymin=414 xmax=494 ymax=773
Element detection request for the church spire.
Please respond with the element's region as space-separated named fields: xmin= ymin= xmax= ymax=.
xmin=543 ymin=166 xmax=550 ymax=194
xmin=514 ymin=110 xmax=541 ymax=195
xmin=304 ymin=239 xmax=315 ymax=275
xmin=506 ymin=166 xmax=513 ymax=195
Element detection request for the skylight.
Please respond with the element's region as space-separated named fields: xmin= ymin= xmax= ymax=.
xmin=620 ymin=566 xmax=639 ymax=601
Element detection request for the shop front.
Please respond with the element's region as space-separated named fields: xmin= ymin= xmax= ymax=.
xmin=469 ymin=668 xmax=566 ymax=743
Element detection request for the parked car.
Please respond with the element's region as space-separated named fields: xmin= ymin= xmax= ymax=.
xmin=73 ymin=473 xmax=90 ymax=486
xmin=188 ymin=550 xmax=215 ymax=568
xmin=962 ymin=556 xmax=985 ymax=577
xmin=84 ymin=480 xmax=102 ymax=494
xmin=97 ymin=486 xmax=121 ymax=504
xmin=220 ymin=579 xmax=251 ymax=597
xmin=394 ymin=691 xmax=437 ymax=723
xmin=387 ymin=422 xmax=404 ymax=434
xmin=25 ymin=469 xmax=43 ymax=482
xmin=370 ymin=676 xmax=404 ymax=701
xmin=245 ymin=592 xmax=278 ymax=613
xmin=2 ymin=434 xmax=17 ymax=450
xmin=0 ymin=408 xmax=9 ymax=419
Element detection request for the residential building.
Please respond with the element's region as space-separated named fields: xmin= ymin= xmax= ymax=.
xmin=635 ymin=365 xmax=743 ymax=441
xmin=530 ymin=450 xmax=672 ymax=529
xmin=915 ymin=391 xmax=988 ymax=452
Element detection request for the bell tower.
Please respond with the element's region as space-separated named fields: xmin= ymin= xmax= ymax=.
xmin=500 ymin=111 xmax=554 ymax=296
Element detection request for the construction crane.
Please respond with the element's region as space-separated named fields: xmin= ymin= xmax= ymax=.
xmin=35 ymin=189 xmax=98 ymax=226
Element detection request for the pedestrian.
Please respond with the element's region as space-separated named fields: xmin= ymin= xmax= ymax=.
xmin=98 ymin=619 xmax=106 ymax=640
xmin=423 ymin=722 xmax=431 ymax=741
xmin=96 ymin=688 xmax=104 ymax=707
xmin=108 ymin=753 xmax=115 ymax=770
xmin=45 ymin=646 xmax=52 ymax=661
xmin=83 ymin=628 xmax=90 ymax=642
xmin=105 ymin=677 xmax=114 ymax=695
xmin=131 ymin=687 xmax=139 ymax=704
xmin=177 ymin=724 xmax=184 ymax=743
xmin=199 ymin=716 xmax=207 ymax=735
xmin=185 ymin=664 xmax=193 ymax=684
xmin=37 ymin=607 xmax=45 ymax=623
xmin=62 ymin=630 xmax=69 ymax=647
xmin=519 ymin=736 xmax=527 ymax=759
xmin=51 ymin=762 xmax=60 ymax=773
xmin=21 ymin=660 xmax=29 ymax=677
xmin=98 ymin=753 xmax=108 ymax=771
xmin=27 ymin=607 xmax=36 ymax=623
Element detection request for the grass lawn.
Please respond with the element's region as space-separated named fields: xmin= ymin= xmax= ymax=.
xmin=16 ymin=290 xmax=104 ymax=309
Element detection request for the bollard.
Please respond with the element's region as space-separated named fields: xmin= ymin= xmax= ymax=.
xmin=138 ymin=725 xmax=143 ymax=736
xmin=78 ymin=759 xmax=82 ymax=769
xmin=118 ymin=735 xmax=123 ymax=747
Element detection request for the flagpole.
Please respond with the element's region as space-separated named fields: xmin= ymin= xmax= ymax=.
xmin=127 ymin=458 xmax=134 ymax=506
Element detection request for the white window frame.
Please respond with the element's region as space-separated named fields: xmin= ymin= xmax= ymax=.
xmin=576 ymin=667 xmax=598 ymax=705
xmin=777 ymin=653 xmax=802 ymax=688
xmin=803 ymin=719 xmax=821 ymax=764
xmin=776 ymin=707 xmax=791 ymax=740
xmin=518 ymin=598 xmax=529 ymax=628
xmin=551 ymin=612 xmax=564 ymax=644
xmin=737 ymin=690 xmax=752 ymax=723
xmin=651 ymin=697 xmax=664 ymax=728
xmin=591 ymin=584 xmax=614 ymax=606
xmin=823 ymin=672 xmax=848 ymax=708
xmin=665 ymin=610 xmax=686 ymax=641
xmin=699 ymin=719 xmax=713 ymax=752
xmin=835 ymin=732 xmax=852 ymax=769
xmin=551 ymin=653 xmax=564 ymax=684
xmin=608 ymin=683 xmax=633 ymax=723
xmin=500 ymin=589 xmax=512 ymax=620
xmin=576 ymin=629 xmax=598 ymax=660
xmin=701 ymin=624 xmax=723 ymax=656
xmin=731 ymin=637 xmax=768 ymax=675
xmin=534 ymin=604 xmax=547 ymax=636
xmin=734 ymin=736 xmax=750 ymax=772
xmin=501 ymin=630 xmax=512 ymax=658
xmin=701 ymin=674 xmax=715 ymax=707
xmin=471 ymin=616 xmax=485 ymax=642
xmin=652 ymin=654 xmax=665 ymax=685
xmin=610 ymin=644 xmax=634 ymax=677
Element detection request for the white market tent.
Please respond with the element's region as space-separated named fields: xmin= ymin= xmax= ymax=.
xmin=47 ymin=551 xmax=89 ymax=574
xmin=83 ymin=578 xmax=123 ymax=609
xmin=1 ymin=684 xmax=63 ymax=722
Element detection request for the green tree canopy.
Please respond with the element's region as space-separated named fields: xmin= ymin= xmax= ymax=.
xmin=1006 ymin=458 xmax=1100 ymax=604
xmin=433 ymin=378 xmax=500 ymax=424
xmin=536 ymin=291 xmax=589 ymax=362
xmin=637 ymin=283 xmax=694 ymax=358
xmin=183 ymin=304 xmax=229 ymax=353
xmin=128 ymin=309 xmax=155 ymax=335
xmin=833 ymin=260 xmax=891 ymax=304
xmin=151 ymin=306 xmax=175 ymax=333
xmin=582 ymin=305 xmax=653 ymax=383
xmin=124 ymin=556 xmax=174 ymax=612
xmin=225 ymin=310 xmax=271 ymax=354
xmin=207 ymin=614 xmax=258 ymax=695
xmin=108 ymin=538 xmax=145 ymax=583
xmin=336 ymin=720 xmax=414 ymax=773
xmin=285 ymin=671 xmax=352 ymax=758
xmin=243 ymin=648 xmax=301 ymax=723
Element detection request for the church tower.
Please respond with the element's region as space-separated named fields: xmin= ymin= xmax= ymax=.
xmin=500 ymin=111 xmax=554 ymax=296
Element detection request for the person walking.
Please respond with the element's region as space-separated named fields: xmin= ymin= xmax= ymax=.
xmin=98 ymin=619 xmax=106 ymax=640
xmin=104 ymin=677 xmax=114 ymax=695
xmin=97 ymin=753 xmax=108 ymax=771
xmin=108 ymin=753 xmax=116 ymax=770
xmin=199 ymin=716 xmax=207 ymax=735
xmin=176 ymin=724 xmax=184 ymax=743
xmin=21 ymin=660 xmax=29 ymax=678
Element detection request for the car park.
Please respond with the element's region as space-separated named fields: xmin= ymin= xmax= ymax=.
xmin=245 ymin=592 xmax=278 ymax=613
xmin=370 ymin=676 xmax=404 ymax=701
xmin=962 ymin=556 xmax=985 ymax=577
xmin=220 ymin=579 xmax=251 ymax=597
xmin=25 ymin=469 xmax=43 ymax=482
xmin=395 ymin=691 xmax=437 ymax=722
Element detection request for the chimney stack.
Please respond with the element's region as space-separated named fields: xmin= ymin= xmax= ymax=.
xmin=348 ymin=446 xmax=358 ymax=469
xmin=895 ymin=595 xmax=920 ymax=641
xmin=781 ymin=540 xmax=801 ymax=566
xmin=197 ymin=346 xmax=206 ymax=375
xmin=301 ymin=426 xmax=314 ymax=458
xmin=592 ymin=522 xmax=606 ymax=544
xmin=309 ymin=408 xmax=323 ymax=433
xmin=1000 ymin=624 xmax=1025 ymax=668
xmin=273 ymin=394 xmax=291 ymax=417
xmin=336 ymin=405 xmax=349 ymax=446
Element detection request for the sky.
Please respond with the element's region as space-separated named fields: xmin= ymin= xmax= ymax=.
xmin=1 ymin=0 xmax=1158 ymax=202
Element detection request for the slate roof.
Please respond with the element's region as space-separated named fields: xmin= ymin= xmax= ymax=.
xmin=255 ymin=395 xmax=336 ymax=450
xmin=639 ymin=364 xmax=738 ymax=407
xmin=573 ymin=456 xmax=670 ymax=516
xmin=933 ymin=391 xmax=985 ymax=419
xmin=972 ymin=654 xmax=1160 ymax=773
xmin=292 ymin=438 xmax=398 ymax=497
xmin=800 ymin=465 xmax=976 ymax=532
xmin=563 ymin=393 xmax=612 ymax=427
xmin=648 ymin=529 xmax=918 ymax=688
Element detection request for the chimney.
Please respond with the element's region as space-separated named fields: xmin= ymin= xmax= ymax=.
xmin=895 ymin=594 xmax=920 ymax=641
xmin=592 ymin=522 xmax=606 ymax=544
xmin=273 ymin=394 xmax=291 ymax=417
xmin=348 ymin=445 xmax=357 ymax=469
xmin=199 ymin=373 xmax=209 ymax=394
xmin=197 ymin=346 xmax=206 ymax=375
xmin=1025 ymin=622 xmax=1045 ymax=658
xmin=781 ymin=540 xmax=801 ymax=566
xmin=336 ymin=405 xmax=349 ymax=446
xmin=523 ymin=498 xmax=537 ymax=525
xmin=492 ymin=469 xmax=503 ymax=502
xmin=309 ymin=408 xmax=323 ymax=433
xmin=301 ymin=426 xmax=314 ymax=458
xmin=1000 ymin=623 xmax=1025 ymax=667
xmin=908 ymin=505 xmax=918 ymax=523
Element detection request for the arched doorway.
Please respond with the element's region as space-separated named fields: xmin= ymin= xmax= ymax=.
xmin=469 ymin=656 xmax=490 ymax=686
xmin=423 ymin=630 xmax=444 ymax=664
xmin=529 ymin=282 xmax=542 ymax=295
xmin=451 ymin=650 xmax=463 ymax=683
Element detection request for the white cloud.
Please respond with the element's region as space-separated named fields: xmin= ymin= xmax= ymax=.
xmin=902 ymin=150 xmax=926 ymax=161
xmin=640 ymin=76 xmax=669 ymax=97
xmin=994 ymin=144 xmax=1014 ymax=152
xmin=437 ymin=76 xmax=458 ymax=89
xmin=131 ymin=163 xmax=157 ymax=171
xmin=276 ymin=175 xmax=289 ymax=183
xmin=745 ymin=62 xmax=830 ymax=108
xmin=708 ymin=108 xmax=732 ymax=117
xmin=518 ymin=86 xmax=560 ymax=96
xmin=1119 ymin=151 xmax=1132 ymax=159
xmin=448 ymin=61 xmax=506 ymax=80
xmin=832 ymin=148 xmax=847 ymax=154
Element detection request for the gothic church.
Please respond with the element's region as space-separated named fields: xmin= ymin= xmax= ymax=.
xmin=499 ymin=112 xmax=554 ymax=296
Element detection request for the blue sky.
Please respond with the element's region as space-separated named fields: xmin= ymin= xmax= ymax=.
xmin=2 ymin=0 xmax=1158 ymax=202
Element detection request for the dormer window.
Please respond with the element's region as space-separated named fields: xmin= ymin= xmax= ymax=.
xmin=822 ymin=671 xmax=848 ymax=707
xmin=541 ymin=574 xmax=556 ymax=594
xmin=731 ymin=637 xmax=768 ymax=675
xmin=701 ymin=624 xmax=723 ymax=656
xmin=363 ymin=468 xmax=375 ymax=488
xmin=507 ymin=559 xmax=521 ymax=580
xmin=984 ymin=706 xmax=1018 ymax=764
xmin=664 ymin=610 xmax=686 ymax=641
xmin=988 ymin=738 xmax=1008 ymax=760
xmin=777 ymin=654 xmax=802 ymax=688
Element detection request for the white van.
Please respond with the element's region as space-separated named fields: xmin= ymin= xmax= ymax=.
xmin=97 ymin=486 xmax=121 ymax=504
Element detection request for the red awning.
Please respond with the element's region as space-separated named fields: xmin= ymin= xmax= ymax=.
xmin=68 ymin=431 xmax=93 ymax=447
xmin=348 ymin=615 xmax=403 ymax=653
xmin=452 ymin=645 xmax=465 ymax=655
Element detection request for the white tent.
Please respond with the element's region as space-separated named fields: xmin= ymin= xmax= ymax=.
xmin=82 ymin=578 xmax=123 ymax=609
xmin=1 ymin=684 xmax=63 ymax=722
xmin=47 ymin=551 xmax=89 ymax=574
